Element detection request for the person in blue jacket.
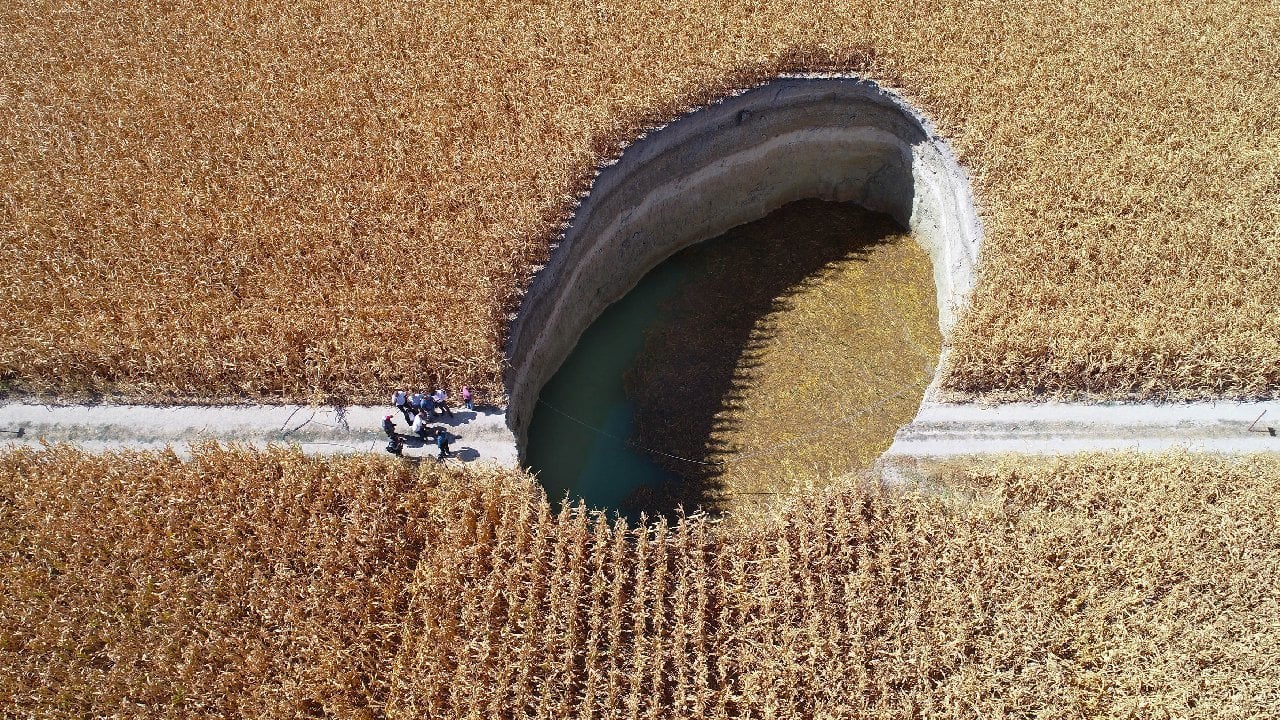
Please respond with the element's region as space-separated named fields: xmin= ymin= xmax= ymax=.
xmin=435 ymin=427 xmax=454 ymax=460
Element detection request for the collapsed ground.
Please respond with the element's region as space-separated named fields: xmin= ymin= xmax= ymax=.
xmin=2 ymin=0 xmax=1278 ymax=403
xmin=620 ymin=200 xmax=939 ymax=514
xmin=4 ymin=447 xmax=1278 ymax=718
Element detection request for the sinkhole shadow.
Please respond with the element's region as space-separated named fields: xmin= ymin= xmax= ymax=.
xmin=621 ymin=199 xmax=906 ymax=517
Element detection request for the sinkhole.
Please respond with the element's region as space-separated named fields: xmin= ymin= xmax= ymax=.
xmin=506 ymin=76 xmax=982 ymax=514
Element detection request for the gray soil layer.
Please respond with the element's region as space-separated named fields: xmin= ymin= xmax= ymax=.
xmin=504 ymin=76 xmax=982 ymax=456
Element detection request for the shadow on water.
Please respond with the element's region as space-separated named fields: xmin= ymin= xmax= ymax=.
xmin=526 ymin=249 xmax=692 ymax=518
xmin=527 ymin=199 xmax=907 ymax=520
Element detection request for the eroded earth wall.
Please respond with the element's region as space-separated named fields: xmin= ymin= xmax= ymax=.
xmin=504 ymin=77 xmax=982 ymax=452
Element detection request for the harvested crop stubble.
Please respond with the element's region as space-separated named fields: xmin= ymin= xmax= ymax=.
xmin=0 ymin=445 xmax=521 ymax=719
xmin=393 ymin=453 xmax=1280 ymax=718
xmin=3 ymin=0 xmax=1278 ymax=402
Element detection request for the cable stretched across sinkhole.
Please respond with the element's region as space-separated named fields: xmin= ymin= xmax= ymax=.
xmin=535 ymin=375 xmax=927 ymax=468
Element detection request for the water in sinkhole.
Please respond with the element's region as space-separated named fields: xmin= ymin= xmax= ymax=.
xmin=525 ymin=199 xmax=940 ymax=518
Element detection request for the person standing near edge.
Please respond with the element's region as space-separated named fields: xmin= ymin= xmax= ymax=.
xmin=385 ymin=434 xmax=404 ymax=456
xmin=435 ymin=427 xmax=453 ymax=460
xmin=460 ymin=385 xmax=474 ymax=411
xmin=411 ymin=409 xmax=430 ymax=441
xmin=432 ymin=387 xmax=455 ymax=418
xmin=392 ymin=389 xmax=412 ymax=423
xmin=382 ymin=414 xmax=398 ymax=439
xmin=409 ymin=390 xmax=427 ymax=418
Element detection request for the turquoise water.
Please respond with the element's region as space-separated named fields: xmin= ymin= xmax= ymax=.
xmin=525 ymin=258 xmax=689 ymax=513
xmin=526 ymin=200 xmax=914 ymax=516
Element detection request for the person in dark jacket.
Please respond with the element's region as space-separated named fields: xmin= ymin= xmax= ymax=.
xmin=385 ymin=434 xmax=404 ymax=456
xmin=409 ymin=391 xmax=427 ymax=416
xmin=382 ymin=415 xmax=397 ymax=439
xmin=435 ymin=427 xmax=453 ymax=460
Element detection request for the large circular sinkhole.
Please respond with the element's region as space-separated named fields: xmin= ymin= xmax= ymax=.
xmin=506 ymin=76 xmax=981 ymax=514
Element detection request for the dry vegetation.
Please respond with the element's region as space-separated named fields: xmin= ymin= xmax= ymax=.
xmin=393 ymin=451 xmax=1280 ymax=718
xmin=0 ymin=445 xmax=497 ymax=718
xmin=625 ymin=200 xmax=939 ymax=511
xmin=2 ymin=0 xmax=1278 ymax=402
xmin=7 ymin=446 xmax=1280 ymax=717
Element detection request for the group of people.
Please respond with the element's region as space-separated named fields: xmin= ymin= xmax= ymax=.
xmin=393 ymin=386 xmax=475 ymax=420
xmin=383 ymin=386 xmax=475 ymax=460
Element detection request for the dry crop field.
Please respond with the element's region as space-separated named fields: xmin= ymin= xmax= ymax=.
xmin=3 ymin=0 xmax=1279 ymax=403
xmin=6 ymin=2 xmax=1280 ymax=717
xmin=0 ymin=446 xmax=461 ymax=718
xmin=4 ymin=446 xmax=1280 ymax=717
xmin=395 ymin=452 xmax=1280 ymax=717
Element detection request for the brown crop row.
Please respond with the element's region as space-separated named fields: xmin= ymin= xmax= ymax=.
xmin=2 ymin=0 xmax=1278 ymax=403
xmin=0 ymin=445 xmax=505 ymax=719
xmin=392 ymin=452 xmax=1280 ymax=717
xmin=7 ymin=446 xmax=1277 ymax=717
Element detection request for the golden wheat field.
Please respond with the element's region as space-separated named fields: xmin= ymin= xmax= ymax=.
xmin=4 ymin=446 xmax=1279 ymax=718
xmin=2 ymin=0 xmax=1278 ymax=403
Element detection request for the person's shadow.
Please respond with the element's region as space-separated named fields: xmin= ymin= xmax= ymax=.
xmin=424 ymin=409 xmax=477 ymax=426
xmin=394 ymin=430 xmax=484 ymax=464
xmin=396 ymin=433 xmax=430 ymax=450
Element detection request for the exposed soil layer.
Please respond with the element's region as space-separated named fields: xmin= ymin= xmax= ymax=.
xmin=504 ymin=77 xmax=981 ymax=453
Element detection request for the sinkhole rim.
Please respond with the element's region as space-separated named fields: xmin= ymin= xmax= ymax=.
xmin=505 ymin=74 xmax=983 ymax=464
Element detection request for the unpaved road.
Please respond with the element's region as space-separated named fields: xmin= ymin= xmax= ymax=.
xmin=887 ymin=400 xmax=1280 ymax=457
xmin=0 ymin=402 xmax=519 ymax=467
xmin=3 ymin=399 xmax=1278 ymax=468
